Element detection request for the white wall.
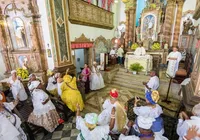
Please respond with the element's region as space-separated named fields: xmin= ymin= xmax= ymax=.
xmin=119 ymin=1 xmax=126 ymax=22
xmin=183 ymin=0 xmax=196 ymax=12
xmin=37 ymin=0 xmax=55 ymax=70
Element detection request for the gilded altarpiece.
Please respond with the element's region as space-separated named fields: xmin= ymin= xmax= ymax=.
xmin=46 ymin=0 xmax=74 ymax=74
xmin=68 ymin=0 xmax=114 ymax=29
xmin=0 ymin=0 xmax=47 ymax=81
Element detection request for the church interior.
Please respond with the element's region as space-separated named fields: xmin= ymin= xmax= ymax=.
xmin=0 ymin=0 xmax=200 ymax=140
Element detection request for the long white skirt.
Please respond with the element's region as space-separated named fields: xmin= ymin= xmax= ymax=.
xmin=90 ymin=73 xmax=105 ymax=90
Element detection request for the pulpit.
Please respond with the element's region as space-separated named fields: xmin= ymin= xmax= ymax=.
xmin=125 ymin=52 xmax=153 ymax=74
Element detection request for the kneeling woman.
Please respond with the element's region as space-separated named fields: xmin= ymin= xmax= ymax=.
xmin=60 ymin=70 xmax=84 ymax=112
xmin=28 ymin=81 xmax=60 ymax=132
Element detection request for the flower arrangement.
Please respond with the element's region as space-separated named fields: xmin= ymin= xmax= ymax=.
xmin=16 ymin=68 xmax=29 ymax=79
xmin=122 ymin=0 xmax=129 ymax=3
xmin=152 ymin=42 xmax=161 ymax=50
xmin=131 ymin=43 xmax=139 ymax=50
xmin=129 ymin=63 xmax=144 ymax=73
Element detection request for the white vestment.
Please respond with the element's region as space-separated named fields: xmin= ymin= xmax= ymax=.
xmin=177 ymin=116 xmax=200 ymax=140
xmin=110 ymin=49 xmax=116 ymax=56
xmin=46 ymin=76 xmax=57 ymax=91
xmin=57 ymin=82 xmax=63 ymax=96
xmin=98 ymin=99 xmax=127 ymax=134
xmin=31 ymin=89 xmax=56 ymax=116
xmin=166 ymin=51 xmax=182 ymax=78
xmin=90 ymin=66 xmax=105 ymax=90
xmin=8 ymin=77 xmax=28 ymax=101
xmin=76 ymin=116 xmax=111 ymax=140
xmin=134 ymin=47 xmax=146 ymax=56
xmin=0 ymin=102 xmax=27 ymax=140
xmin=145 ymin=76 xmax=160 ymax=92
xmin=119 ymin=134 xmax=168 ymax=140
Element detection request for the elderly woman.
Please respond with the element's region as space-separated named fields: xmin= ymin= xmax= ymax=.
xmin=28 ymin=81 xmax=60 ymax=132
xmin=119 ymin=116 xmax=168 ymax=140
xmin=8 ymin=70 xmax=28 ymax=102
xmin=60 ymin=70 xmax=84 ymax=112
xmin=0 ymin=94 xmax=27 ymax=140
xmin=90 ymin=61 xmax=105 ymax=90
xmin=133 ymin=90 xmax=164 ymax=135
xmin=98 ymin=89 xmax=127 ymax=134
xmin=46 ymin=70 xmax=58 ymax=97
xmin=76 ymin=104 xmax=115 ymax=140
xmin=177 ymin=103 xmax=200 ymax=140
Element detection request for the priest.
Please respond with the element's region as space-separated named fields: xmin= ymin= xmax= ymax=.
xmin=134 ymin=42 xmax=146 ymax=56
xmin=166 ymin=46 xmax=182 ymax=78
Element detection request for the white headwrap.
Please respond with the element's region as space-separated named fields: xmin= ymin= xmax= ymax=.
xmin=93 ymin=61 xmax=97 ymax=65
xmin=85 ymin=113 xmax=98 ymax=125
xmin=11 ymin=70 xmax=17 ymax=75
xmin=29 ymin=81 xmax=40 ymax=90
xmin=0 ymin=94 xmax=3 ymax=101
xmin=137 ymin=116 xmax=155 ymax=130
xmin=192 ymin=103 xmax=200 ymax=117
xmin=55 ymin=73 xmax=61 ymax=78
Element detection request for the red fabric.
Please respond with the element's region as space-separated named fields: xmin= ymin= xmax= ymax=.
xmin=71 ymin=43 xmax=93 ymax=49
xmin=102 ymin=0 xmax=106 ymax=9
xmin=110 ymin=89 xmax=118 ymax=98
xmin=88 ymin=0 xmax=91 ymax=4
xmin=196 ymin=40 xmax=200 ymax=48
xmin=107 ymin=0 xmax=114 ymax=11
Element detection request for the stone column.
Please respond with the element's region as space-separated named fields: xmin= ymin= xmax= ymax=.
xmin=172 ymin=0 xmax=184 ymax=47
xmin=129 ymin=7 xmax=136 ymax=43
xmin=163 ymin=0 xmax=176 ymax=45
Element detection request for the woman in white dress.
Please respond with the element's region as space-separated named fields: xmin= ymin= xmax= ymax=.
xmin=28 ymin=81 xmax=60 ymax=132
xmin=76 ymin=104 xmax=115 ymax=140
xmin=133 ymin=90 xmax=164 ymax=136
xmin=8 ymin=70 xmax=28 ymax=102
xmin=0 ymin=94 xmax=27 ymax=140
xmin=90 ymin=61 xmax=105 ymax=90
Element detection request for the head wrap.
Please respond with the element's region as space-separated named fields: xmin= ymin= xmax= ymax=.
xmin=192 ymin=103 xmax=200 ymax=117
xmin=137 ymin=116 xmax=155 ymax=130
xmin=145 ymin=90 xmax=160 ymax=105
xmin=30 ymin=81 xmax=40 ymax=90
xmin=55 ymin=73 xmax=61 ymax=78
xmin=110 ymin=89 xmax=118 ymax=99
xmin=84 ymin=113 xmax=98 ymax=130
xmin=11 ymin=70 xmax=17 ymax=75
xmin=0 ymin=94 xmax=3 ymax=101
xmin=93 ymin=61 xmax=97 ymax=65
xmin=47 ymin=69 xmax=54 ymax=76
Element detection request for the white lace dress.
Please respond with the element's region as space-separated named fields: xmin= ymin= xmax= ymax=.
xmin=0 ymin=102 xmax=27 ymax=140
xmin=90 ymin=66 xmax=105 ymax=90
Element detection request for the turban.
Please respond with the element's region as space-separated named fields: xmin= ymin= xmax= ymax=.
xmin=30 ymin=81 xmax=40 ymax=90
xmin=110 ymin=89 xmax=118 ymax=99
xmin=145 ymin=90 xmax=160 ymax=105
xmin=93 ymin=61 xmax=97 ymax=65
xmin=55 ymin=73 xmax=61 ymax=78
xmin=137 ymin=116 xmax=155 ymax=130
xmin=84 ymin=113 xmax=98 ymax=130
xmin=11 ymin=70 xmax=17 ymax=75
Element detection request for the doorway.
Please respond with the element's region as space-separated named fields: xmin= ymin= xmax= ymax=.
xmin=75 ymin=49 xmax=89 ymax=75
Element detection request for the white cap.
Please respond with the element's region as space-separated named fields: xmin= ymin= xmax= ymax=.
xmin=11 ymin=70 xmax=17 ymax=75
xmin=0 ymin=94 xmax=3 ymax=101
xmin=85 ymin=113 xmax=98 ymax=125
xmin=137 ymin=116 xmax=155 ymax=130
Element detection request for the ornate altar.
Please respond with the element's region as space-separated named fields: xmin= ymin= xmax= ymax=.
xmin=146 ymin=50 xmax=168 ymax=64
xmin=0 ymin=1 xmax=47 ymax=81
xmin=124 ymin=52 xmax=153 ymax=74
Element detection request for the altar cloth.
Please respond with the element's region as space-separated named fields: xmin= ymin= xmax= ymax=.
xmin=125 ymin=53 xmax=153 ymax=72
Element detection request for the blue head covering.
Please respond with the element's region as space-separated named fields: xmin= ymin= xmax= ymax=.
xmin=145 ymin=91 xmax=156 ymax=105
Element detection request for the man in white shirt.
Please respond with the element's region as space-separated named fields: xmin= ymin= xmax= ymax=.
xmin=117 ymin=45 xmax=124 ymax=65
xmin=177 ymin=103 xmax=200 ymax=140
xmin=166 ymin=46 xmax=182 ymax=78
xmin=134 ymin=42 xmax=146 ymax=56
xmin=143 ymin=71 xmax=159 ymax=92
xmin=110 ymin=48 xmax=117 ymax=65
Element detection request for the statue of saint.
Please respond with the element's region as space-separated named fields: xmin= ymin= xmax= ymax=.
xmin=182 ymin=17 xmax=193 ymax=35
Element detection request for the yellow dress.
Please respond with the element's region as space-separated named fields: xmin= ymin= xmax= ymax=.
xmin=60 ymin=74 xmax=84 ymax=112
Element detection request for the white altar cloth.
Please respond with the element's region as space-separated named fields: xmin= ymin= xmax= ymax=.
xmin=125 ymin=52 xmax=153 ymax=72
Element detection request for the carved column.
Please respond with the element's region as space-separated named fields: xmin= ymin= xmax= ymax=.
xmin=125 ymin=10 xmax=129 ymax=47
xmin=129 ymin=7 xmax=136 ymax=43
xmin=163 ymin=0 xmax=176 ymax=45
xmin=172 ymin=0 xmax=184 ymax=47
xmin=0 ymin=7 xmax=12 ymax=73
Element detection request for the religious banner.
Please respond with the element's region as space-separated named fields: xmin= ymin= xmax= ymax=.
xmin=71 ymin=42 xmax=93 ymax=49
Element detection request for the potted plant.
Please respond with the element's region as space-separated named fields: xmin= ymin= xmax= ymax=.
xmin=16 ymin=68 xmax=29 ymax=79
xmin=152 ymin=42 xmax=161 ymax=50
xmin=129 ymin=63 xmax=144 ymax=74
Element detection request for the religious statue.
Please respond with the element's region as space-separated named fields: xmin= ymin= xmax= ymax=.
xmin=182 ymin=17 xmax=194 ymax=35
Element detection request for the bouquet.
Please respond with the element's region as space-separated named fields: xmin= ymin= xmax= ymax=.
xmin=131 ymin=43 xmax=139 ymax=50
xmin=17 ymin=68 xmax=29 ymax=79
xmin=152 ymin=42 xmax=161 ymax=50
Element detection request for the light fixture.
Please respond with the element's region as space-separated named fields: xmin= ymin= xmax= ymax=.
xmin=115 ymin=39 xmax=118 ymax=43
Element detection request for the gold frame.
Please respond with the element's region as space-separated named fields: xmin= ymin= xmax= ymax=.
xmin=49 ymin=0 xmax=72 ymax=67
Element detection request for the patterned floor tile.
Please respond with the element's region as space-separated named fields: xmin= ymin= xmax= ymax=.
xmin=62 ymin=130 xmax=71 ymax=137
xmin=61 ymin=137 xmax=71 ymax=140
xmin=70 ymin=129 xmax=80 ymax=137
xmin=51 ymin=131 xmax=63 ymax=139
xmin=63 ymin=123 xmax=72 ymax=130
